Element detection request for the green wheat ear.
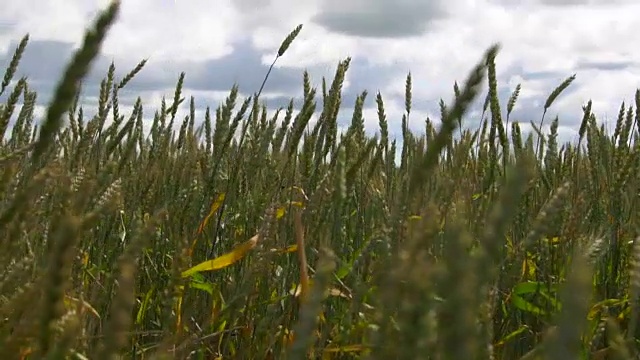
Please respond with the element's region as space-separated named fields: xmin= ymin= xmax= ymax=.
xmin=31 ymin=0 xmax=120 ymax=169
xmin=543 ymin=74 xmax=576 ymax=111
xmin=627 ymin=237 xmax=640 ymax=346
xmin=408 ymin=44 xmax=500 ymax=196
xmin=1 ymin=0 xmax=638 ymax=355
xmin=278 ymin=24 xmax=303 ymax=57
xmin=0 ymin=34 xmax=29 ymax=97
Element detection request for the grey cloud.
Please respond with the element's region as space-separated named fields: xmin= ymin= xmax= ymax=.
xmin=180 ymin=52 xmax=407 ymax=118
xmin=232 ymin=0 xmax=272 ymax=13
xmin=538 ymin=0 xmax=583 ymax=5
xmin=395 ymin=67 xmax=587 ymax=135
xmin=0 ymin=22 xmax=13 ymax=34
xmin=486 ymin=62 xmax=584 ymax=126
xmin=538 ymin=0 xmax=635 ymax=5
xmin=0 ymin=38 xmax=306 ymax=108
xmin=489 ymin=87 xmax=587 ymax=130
xmin=312 ymin=0 xmax=447 ymax=38
xmin=183 ymin=42 xmax=302 ymax=94
xmin=0 ymin=37 xmax=138 ymax=105
xmin=0 ymin=34 xmax=588 ymax=143
xmin=0 ymin=37 xmax=408 ymax=129
xmin=491 ymin=0 xmax=636 ymax=6
xmin=107 ymin=41 xmax=310 ymax=98
xmin=119 ymin=43 xmax=405 ymax=117
xmin=576 ymin=60 xmax=636 ymax=71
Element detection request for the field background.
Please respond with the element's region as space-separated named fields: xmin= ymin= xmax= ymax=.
xmin=1 ymin=2 xmax=640 ymax=359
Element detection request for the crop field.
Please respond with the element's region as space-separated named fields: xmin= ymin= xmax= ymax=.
xmin=1 ymin=2 xmax=640 ymax=359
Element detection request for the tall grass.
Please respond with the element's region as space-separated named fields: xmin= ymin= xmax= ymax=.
xmin=1 ymin=1 xmax=640 ymax=358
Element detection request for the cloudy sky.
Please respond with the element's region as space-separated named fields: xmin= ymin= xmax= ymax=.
xmin=1 ymin=0 xmax=639 ymax=145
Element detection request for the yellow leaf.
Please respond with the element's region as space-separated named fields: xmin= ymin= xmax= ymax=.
xmin=323 ymin=344 xmax=369 ymax=353
xmin=64 ymin=295 xmax=100 ymax=319
xmin=275 ymin=201 xmax=304 ymax=219
xmin=182 ymin=234 xmax=258 ymax=277
xmin=282 ymin=328 xmax=295 ymax=346
xmin=81 ymin=251 xmax=89 ymax=267
xmin=269 ymin=244 xmax=298 ymax=254
xmin=588 ymin=298 xmax=625 ymax=320
xmin=175 ymin=292 xmax=183 ymax=331
xmin=20 ymin=347 xmax=33 ymax=360
xmin=190 ymin=193 xmax=227 ymax=256
xmin=197 ymin=193 xmax=226 ymax=234
xmin=289 ymin=282 xmax=349 ymax=300
xmin=328 ymin=287 xmax=350 ymax=299
xmin=283 ymin=244 xmax=298 ymax=253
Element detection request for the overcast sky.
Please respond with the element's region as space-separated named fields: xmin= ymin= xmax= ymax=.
xmin=1 ymin=0 xmax=639 ymax=145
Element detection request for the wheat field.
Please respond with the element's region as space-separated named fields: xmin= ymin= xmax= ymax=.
xmin=1 ymin=1 xmax=640 ymax=359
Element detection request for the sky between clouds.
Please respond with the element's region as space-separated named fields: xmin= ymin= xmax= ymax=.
xmin=1 ymin=0 xmax=639 ymax=144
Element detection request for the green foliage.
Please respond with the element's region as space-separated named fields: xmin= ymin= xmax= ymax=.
xmin=1 ymin=1 xmax=640 ymax=359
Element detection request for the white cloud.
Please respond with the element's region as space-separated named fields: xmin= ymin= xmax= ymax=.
xmin=104 ymin=0 xmax=243 ymax=63
xmin=368 ymin=1 xmax=640 ymax=128
xmin=0 ymin=0 xmax=244 ymax=64
xmin=0 ymin=0 xmax=98 ymax=53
